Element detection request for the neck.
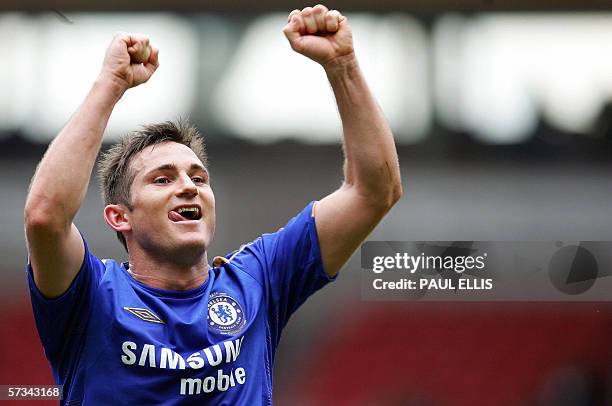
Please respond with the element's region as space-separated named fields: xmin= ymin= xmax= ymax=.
xmin=126 ymin=251 xmax=209 ymax=291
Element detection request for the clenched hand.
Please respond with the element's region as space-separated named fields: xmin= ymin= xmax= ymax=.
xmin=99 ymin=32 xmax=160 ymax=91
xmin=283 ymin=4 xmax=354 ymax=69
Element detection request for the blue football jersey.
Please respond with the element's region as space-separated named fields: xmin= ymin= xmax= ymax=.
xmin=27 ymin=202 xmax=335 ymax=405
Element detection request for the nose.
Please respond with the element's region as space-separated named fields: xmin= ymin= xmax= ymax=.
xmin=175 ymin=173 xmax=198 ymax=197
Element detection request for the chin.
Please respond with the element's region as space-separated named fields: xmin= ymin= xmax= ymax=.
xmin=176 ymin=234 xmax=210 ymax=251
xmin=175 ymin=235 xmax=209 ymax=252
xmin=163 ymin=240 xmax=208 ymax=265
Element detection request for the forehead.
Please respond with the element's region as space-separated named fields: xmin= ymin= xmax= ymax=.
xmin=130 ymin=141 xmax=204 ymax=174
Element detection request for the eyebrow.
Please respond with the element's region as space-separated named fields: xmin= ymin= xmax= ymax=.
xmin=145 ymin=163 xmax=209 ymax=177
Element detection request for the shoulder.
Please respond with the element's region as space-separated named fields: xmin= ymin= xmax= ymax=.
xmin=92 ymin=258 xmax=132 ymax=291
xmin=211 ymin=242 xmax=264 ymax=286
xmin=99 ymin=258 xmax=123 ymax=274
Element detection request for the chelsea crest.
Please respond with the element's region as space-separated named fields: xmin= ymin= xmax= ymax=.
xmin=207 ymin=292 xmax=246 ymax=335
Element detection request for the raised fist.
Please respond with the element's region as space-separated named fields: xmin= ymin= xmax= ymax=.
xmin=283 ymin=4 xmax=354 ymax=68
xmin=100 ymin=32 xmax=159 ymax=91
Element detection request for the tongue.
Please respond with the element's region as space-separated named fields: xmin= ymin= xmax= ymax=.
xmin=169 ymin=210 xmax=188 ymax=222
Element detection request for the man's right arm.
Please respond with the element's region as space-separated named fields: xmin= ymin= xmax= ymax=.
xmin=24 ymin=33 xmax=159 ymax=298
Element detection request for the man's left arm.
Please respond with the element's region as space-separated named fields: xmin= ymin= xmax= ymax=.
xmin=283 ymin=5 xmax=402 ymax=277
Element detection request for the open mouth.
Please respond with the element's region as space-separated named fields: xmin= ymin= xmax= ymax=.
xmin=168 ymin=206 xmax=202 ymax=222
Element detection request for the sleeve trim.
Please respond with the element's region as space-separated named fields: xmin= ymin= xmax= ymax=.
xmin=307 ymin=201 xmax=337 ymax=283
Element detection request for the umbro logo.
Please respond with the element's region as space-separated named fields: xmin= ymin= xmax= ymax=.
xmin=123 ymin=307 xmax=165 ymax=324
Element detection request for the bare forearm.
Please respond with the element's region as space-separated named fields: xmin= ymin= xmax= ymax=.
xmin=325 ymin=55 xmax=402 ymax=204
xmin=25 ymin=75 xmax=124 ymax=226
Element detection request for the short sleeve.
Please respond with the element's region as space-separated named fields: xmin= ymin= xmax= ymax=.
xmin=244 ymin=201 xmax=336 ymax=341
xmin=27 ymin=237 xmax=105 ymax=380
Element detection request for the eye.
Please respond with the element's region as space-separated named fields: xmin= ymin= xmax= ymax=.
xmin=192 ymin=176 xmax=205 ymax=184
xmin=154 ymin=177 xmax=170 ymax=184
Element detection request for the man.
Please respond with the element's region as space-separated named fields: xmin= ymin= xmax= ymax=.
xmin=24 ymin=4 xmax=401 ymax=405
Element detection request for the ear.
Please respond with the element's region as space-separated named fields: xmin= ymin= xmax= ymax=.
xmin=104 ymin=204 xmax=132 ymax=233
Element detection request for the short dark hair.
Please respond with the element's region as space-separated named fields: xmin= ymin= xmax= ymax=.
xmin=97 ymin=119 xmax=207 ymax=252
